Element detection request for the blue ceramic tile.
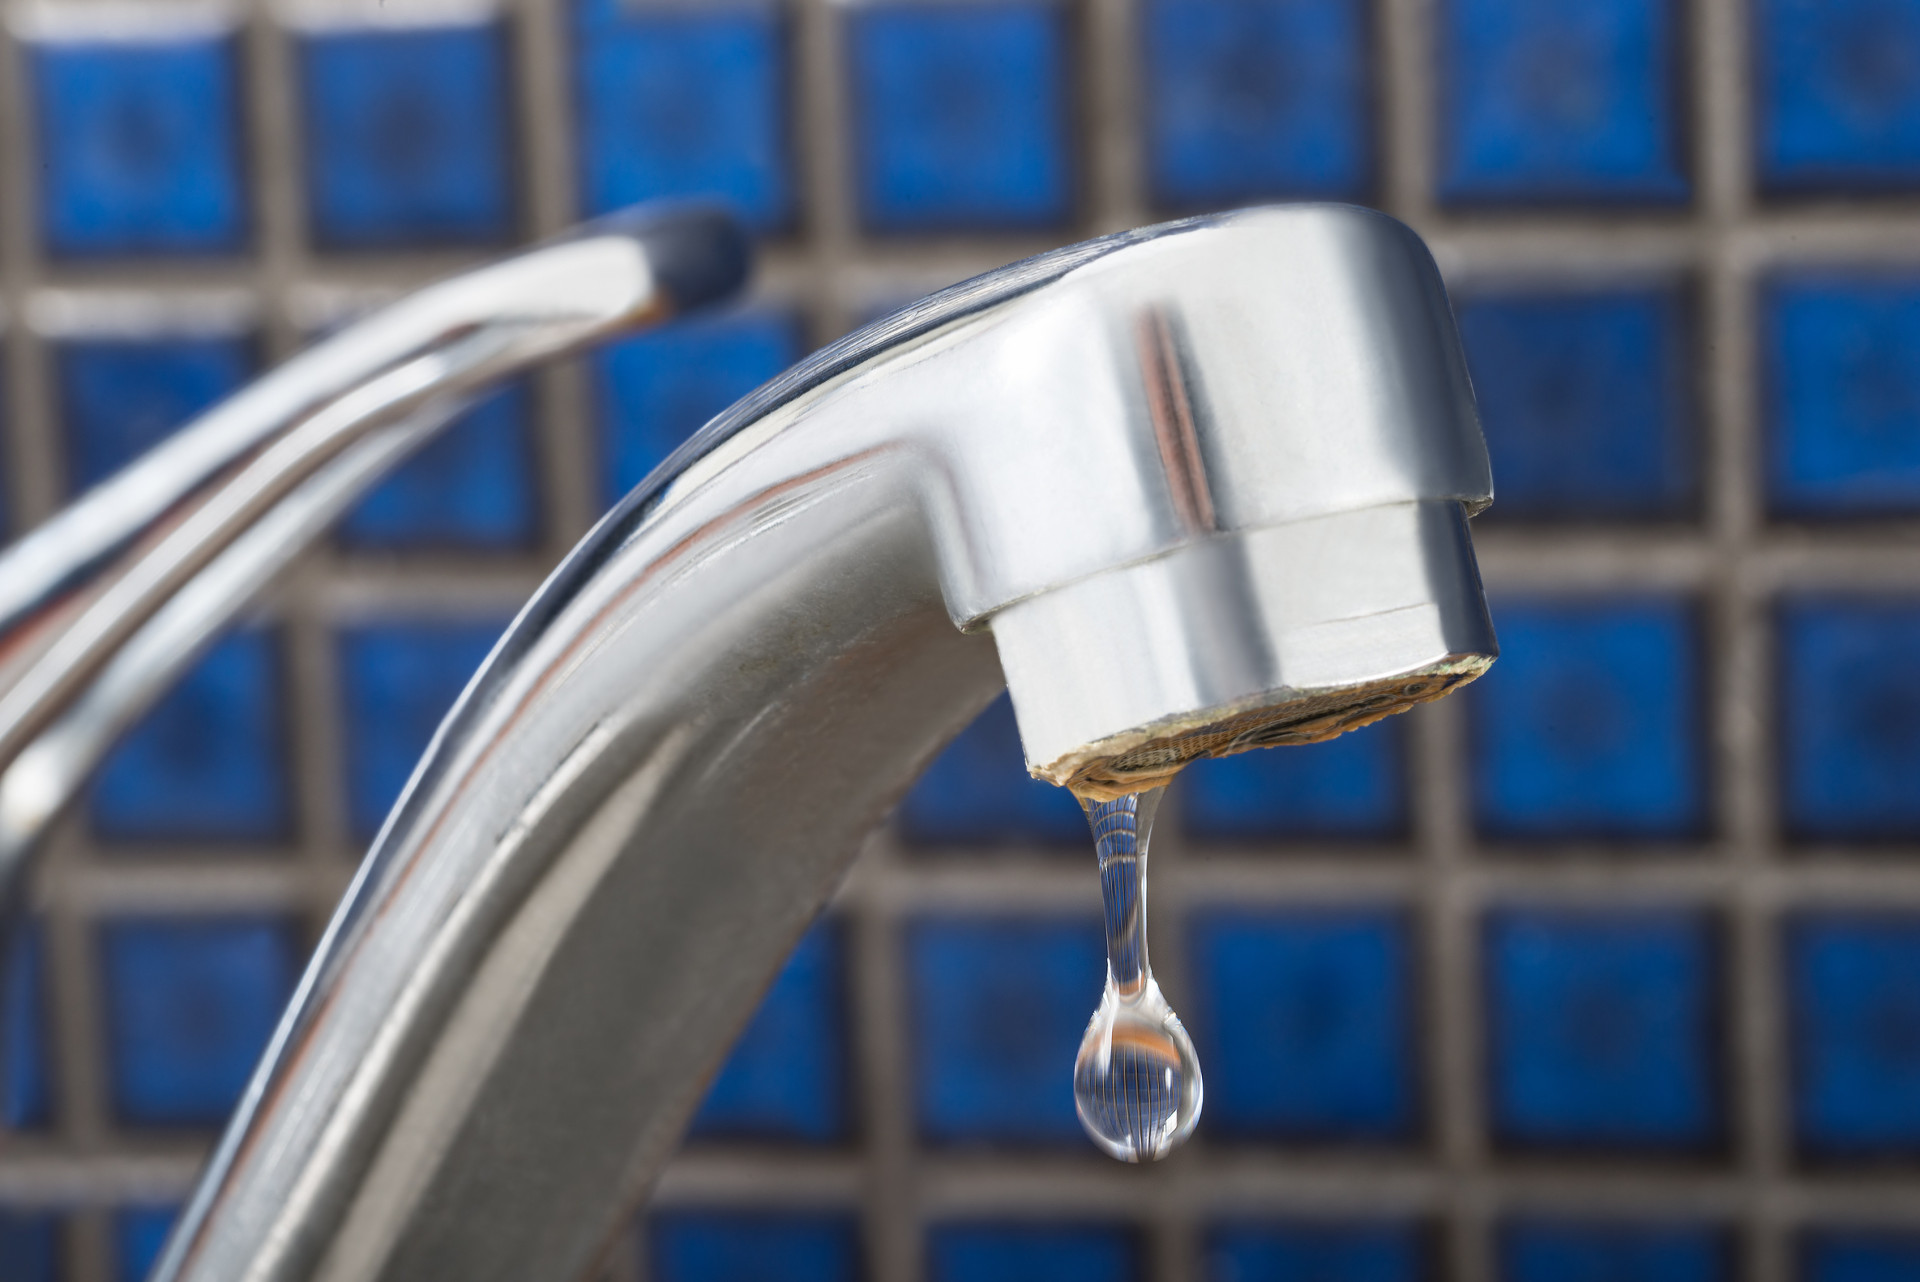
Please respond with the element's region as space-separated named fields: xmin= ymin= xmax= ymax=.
xmin=847 ymin=2 xmax=1073 ymax=232
xmin=90 ymin=630 xmax=291 ymax=844
xmin=1483 ymin=907 xmax=1720 ymax=1151
xmin=29 ymin=33 xmax=248 ymax=256
xmin=337 ymin=619 xmax=505 ymax=839
xmin=1205 ymin=1222 xmax=1427 ymax=1282
xmin=54 ymin=334 xmax=255 ymax=494
xmin=117 ymin=1205 xmax=177 ymax=1282
xmin=690 ymin=920 xmax=849 ymax=1143
xmin=899 ymin=694 xmax=1087 ymax=849
xmin=3 ymin=928 xmax=50 ymax=1131
xmin=1437 ymin=0 xmax=1689 ymax=204
xmin=296 ymin=20 xmax=515 ymax=249
xmin=650 ymin=1210 xmax=861 ymax=1282
xmin=1179 ymin=720 xmax=1406 ymax=842
xmin=1777 ymin=599 xmax=1920 ymax=841
xmin=1805 ymin=1232 xmax=1920 ymax=1282
xmin=572 ymin=0 xmax=793 ymax=232
xmin=593 ymin=310 xmax=801 ymax=505
xmin=1500 ymin=1220 xmax=1730 ymax=1282
xmin=0 ymin=1211 xmax=59 ymax=1282
xmin=1753 ymin=0 xmax=1920 ymax=195
xmin=1189 ymin=910 xmax=1418 ymax=1143
xmin=338 ymin=382 xmax=540 ymax=550
xmin=1468 ymin=597 xmax=1706 ymax=841
xmin=99 ymin=917 xmax=300 ymax=1127
xmin=1456 ymin=288 xmax=1696 ymax=520
xmin=927 ymin=1223 xmax=1138 ymax=1282
xmin=909 ymin=917 xmax=1100 ymax=1144
xmin=1786 ymin=914 xmax=1920 ymax=1157
xmin=1764 ymin=276 xmax=1920 ymax=518
xmin=1140 ymin=0 xmax=1372 ymax=208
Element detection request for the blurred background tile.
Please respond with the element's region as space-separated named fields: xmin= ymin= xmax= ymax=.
xmin=1455 ymin=286 xmax=1696 ymax=521
xmin=335 ymin=618 xmax=509 ymax=839
xmin=1498 ymin=1220 xmax=1731 ymax=1282
xmin=98 ymin=917 xmax=300 ymax=1128
xmin=898 ymin=694 xmax=1087 ymax=850
xmin=1468 ymin=598 xmax=1707 ymax=842
xmin=689 ymin=919 xmax=850 ymax=1144
xmin=846 ymin=1 xmax=1072 ymax=232
xmin=28 ymin=29 xmax=249 ymax=256
xmin=1777 ymin=599 xmax=1920 ymax=843
xmin=337 ymin=381 xmax=541 ymax=550
xmin=925 ymin=1223 xmax=1139 ymax=1282
xmin=88 ymin=629 xmax=292 ymax=845
xmin=1188 ymin=908 xmax=1418 ymax=1144
xmin=1203 ymin=1222 xmax=1426 ymax=1282
xmin=1178 ymin=719 xmax=1407 ymax=843
xmin=52 ymin=332 xmax=256 ymax=495
xmin=0 ymin=1212 xmax=59 ymax=1282
xmin=1436 ymin=0 xmax=1689 ymax=204
xmin=294 ymin=17 xmax=516 ymax=250
xmin=649 ymin=1210 xmax=862 ymax=1282
xmin=909 ymin=916 xmax=1098 ymax=1145
xmin=1140 ymin=0 xmax=1373 ymax=209
xmin=572 ymin=0 xmax=793 ymax=232
xmin=2 ymin=929 xmax=50 ymax=1132
xmin=1765 ymin=275 xmax=1920 ymax=518
xmin=1482 ymin=907 xmax=1721 ymax=1152
xmin=1802 ymin=1231 xmax=1920 ymax=1282
xmin=592 ymin=308 xmax=802 ymax=504
xmin=115 ymin=1206 xmax=178 ymax=1282
xmin=1752 ymin=0 xmax=1920 ymax=195
xmin=1786 ymin=913 xmax=1920 ymax=1159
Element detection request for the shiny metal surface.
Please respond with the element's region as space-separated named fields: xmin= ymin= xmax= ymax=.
xmin=154 ymin=204 xmax=1495 ymax=1281
xmin=0 ymin=204 xmax=749 ymax=905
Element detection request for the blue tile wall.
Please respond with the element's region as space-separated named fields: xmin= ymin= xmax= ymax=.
xmin=899 ymin=694 xmax=1086 ymax=849
xmin=1468 ymin=597 xmax=1706 ymax=842
xmin=337 ymin=618 xmax=506 ymax=839
xmin=1140 ymin=0 xmax=1373 ymax=209
xmin=1189 ymin=909 xmax=1418 ymax=1144
xmin=1455 ymin=287 xmax=1696 ymax=521
xmin=690 ymin=920 xmax=849 ymax=1144
xmin=54 ymin=334 xmax=256 ymax=495
xmin=116 ymin=1205 xmax=177 ymax=1282
xmin=1204 ymin=1222 xmax=1427 ymax=1282
xmin=28 ymin=33 xmax=249 ymax=256
xmin=593 ymin=310 xmax=801 ymax=505
xmin=926 ymin=1223 xmax=1139 ymax=1282
xmin=3 ymin=928 xmax=49 ymax=1131
xmin=1178 ymin=720 xmax=1406 ymax=843
xmin=1437 ymin=0 xmax=1689 ymax=204
xmin=847 ymin=2 xmax=1072 ymax=232
xmin=1786 ymin=913 xmax=1920 ymax=1159
xmin=295 ymin=20 xmax=516 ymax=250
xmin=89 ymin=629 xmax=291 ymax=845
xmin=1482 ymin=907 xmax=1720 ymax=1151
xmin=1499 ymin=1220 xmax=1730 ymax=1282
xmin=0 ymin=1211 xmax=59 ymax=1282
xmin=1777 ymin=599 xmax=1920 ymax=842
xmin=909 ymin=917 xmax=1099 ymax=1145
xmin=337 ymin=382 xmax=541 ymax=551
xmin=650 ymin=1210 xmax=862 ymax=1282
xmin=1804 ymin=1232 xmax=1920 ymax=1282
xmin=99 ymin=917 xmax=300 ymax=1128
xmin=572 ymin=0 xmax=793 ymax=232
xmin=1753 ymin=0 xmax=1920 ymax=195
xmin=1764 ymin=276 xmax=1920 ymax=519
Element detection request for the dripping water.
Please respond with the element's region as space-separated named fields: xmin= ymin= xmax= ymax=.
xmin=1072 ymin=786 xmax=1202 ymax=1162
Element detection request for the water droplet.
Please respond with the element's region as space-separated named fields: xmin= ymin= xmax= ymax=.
xmin=1072 ymin=786 xmax=1202 ymax=1162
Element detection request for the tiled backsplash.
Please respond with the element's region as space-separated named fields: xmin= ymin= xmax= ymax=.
xmin=1 ymin=0 xmax=1919 ymax=1279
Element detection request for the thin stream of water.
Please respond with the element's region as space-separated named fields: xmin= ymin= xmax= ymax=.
xmin=1072 ymin=786 xmax=1202 ymax=1162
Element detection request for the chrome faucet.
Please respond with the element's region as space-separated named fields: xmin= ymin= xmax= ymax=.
xmin=4 ymin=203 xmax=1496 ymax=1281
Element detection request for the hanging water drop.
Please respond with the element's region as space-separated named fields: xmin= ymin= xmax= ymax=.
xmin=1072 ymin=786 xmax=1202 ymax=1162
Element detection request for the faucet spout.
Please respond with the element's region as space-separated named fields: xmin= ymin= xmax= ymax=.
xmin=158 ymin=205 xmax=1496 ymax=1282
